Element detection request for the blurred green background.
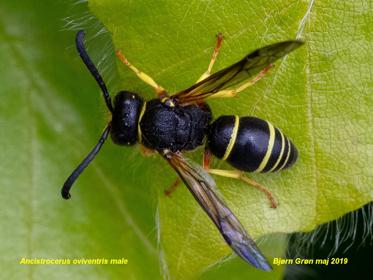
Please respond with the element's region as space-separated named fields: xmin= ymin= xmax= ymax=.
xmin=0 ymin=1 xmax=161 ymax=279
xmin=0 ymin=0 xmax=372 ymax=279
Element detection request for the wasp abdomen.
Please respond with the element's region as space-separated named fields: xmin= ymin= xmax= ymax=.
xmin=207 ymin=116 xmax=297 ymax=173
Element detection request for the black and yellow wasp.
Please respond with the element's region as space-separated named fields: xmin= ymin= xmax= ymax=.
xmin=61 ymin=30 xmax=303 ymax=271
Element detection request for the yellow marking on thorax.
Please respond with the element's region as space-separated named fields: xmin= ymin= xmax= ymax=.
xmin=278 ymin=138 xmax=291 ymax=171
xmin=161 ymin=97 xmax=175 ymax=107
xmin=268 ymin=129 xmax=285 ymax=172
xmin=254 ymin=121 xmax=275 ymax=173
xmin=137 ymin=101 xmax=147 ymax=143
xmin=222 ymin=116 xmax=240 ymax=161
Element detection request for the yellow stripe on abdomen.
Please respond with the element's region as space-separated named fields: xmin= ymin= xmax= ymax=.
xmin=268 ymin=128 xmax=285 ymax=172
xmin=254 ymin=121 xmax=275 ymax=173
xmin=222 ymin=115 xmax=240 ymax=161
xmin=277 ymin=138 xmax=291 ymax=171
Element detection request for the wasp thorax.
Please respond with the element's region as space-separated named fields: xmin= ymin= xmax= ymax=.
xmin=111 ymin=91 xmax=144 ymax=145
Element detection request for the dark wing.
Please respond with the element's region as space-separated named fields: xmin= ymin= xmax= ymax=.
xmin=172 ymin=40 xmax=303 ymax=105
xmin=161 ymin=149 xmax=272 ymax=271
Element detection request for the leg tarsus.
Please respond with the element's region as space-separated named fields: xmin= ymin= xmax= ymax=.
xmin=196 ymin=33 xmax=224 ymax=83
xmin=206 ymin=168 xmax=278 ymax=208
xmin=240 ymin=174 xmax=278 ymax=209
xmin=115 ymin=50 xmax=168 ymax=97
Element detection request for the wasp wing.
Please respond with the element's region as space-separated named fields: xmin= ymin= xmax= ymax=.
xmin=172 ymin=40 xmax=303 ymax=104
xmin=161 ymin=149 xmax=271 ymax=271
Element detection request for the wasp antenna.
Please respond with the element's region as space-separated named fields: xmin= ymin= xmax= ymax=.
xmin=61 ymin=125 xmax=111 ymax=199
xmin=76 ymin=30 xmax=114 ymax=113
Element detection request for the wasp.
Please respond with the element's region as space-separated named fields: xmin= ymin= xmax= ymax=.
xmin=61 ymin=30 xmax=303 ymax=271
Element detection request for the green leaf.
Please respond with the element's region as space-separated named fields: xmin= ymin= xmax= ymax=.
xmin=89 ymin=0 xmax=373 ymax=278
xmin=0 ymin=1 xmax=160 ymax=279
xmin=199 ymin=233 xmax=287 ymax=280
xmin=2 ymin=0 xmax=372 ymax=279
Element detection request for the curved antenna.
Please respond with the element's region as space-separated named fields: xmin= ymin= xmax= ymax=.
xmin=76 ymin=30 xmax=114 ymax=113
xmin=61 ymin=125 xmax=111 ymax=199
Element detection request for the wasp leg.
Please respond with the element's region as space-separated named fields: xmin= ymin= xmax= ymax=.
xmin=196 ymin=33 xmax=224 ymax=83
xmin=205 ymin=166 xmax=278 ymax=208
xmin=116 ymin=50 xmax=168 ymax=98
xmin=164 ymin=178 xmax=181 ymax=196
xmin=140 ymin=145 xmax=156 ymax=157
xmin=209 ymin=64 xmax=274 ymax=98
xmin=202 ymin=149 xmax=277 ymax=207
xmin=203 ymin=147 xmax=213 ymax=169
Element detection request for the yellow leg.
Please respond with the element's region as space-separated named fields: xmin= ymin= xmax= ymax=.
xmin=116 ymin=50 xmax=167 ymax=98
xmin=209 ymin=64 xmax=274 ymax=98
xmin=196 ymin=33 xmax=224 ymax=83
xmin=207 ymin=168 xmax=278 ymax=208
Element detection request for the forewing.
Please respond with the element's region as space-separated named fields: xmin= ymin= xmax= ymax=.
xmin=172 ymin=40 xmax=303 ymax=104
xmin=161 ymin=150 xmax=272 ymax=271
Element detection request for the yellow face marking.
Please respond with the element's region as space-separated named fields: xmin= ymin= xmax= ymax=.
xmin=278 ymin=138 xmax=291 ymax=171
xmin=254 ymin=121 xmax=275 ymax=173
xmin=222 ymin=116 xmax=240 ymax=161
xmin=268 ymin=128 xmax=285 ymax=172
xmin=137 ymin=101 xmax=147 ymax=143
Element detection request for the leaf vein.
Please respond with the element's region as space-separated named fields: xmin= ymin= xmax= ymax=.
xmin=92 ymin=164 xmax=157 ymax=254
